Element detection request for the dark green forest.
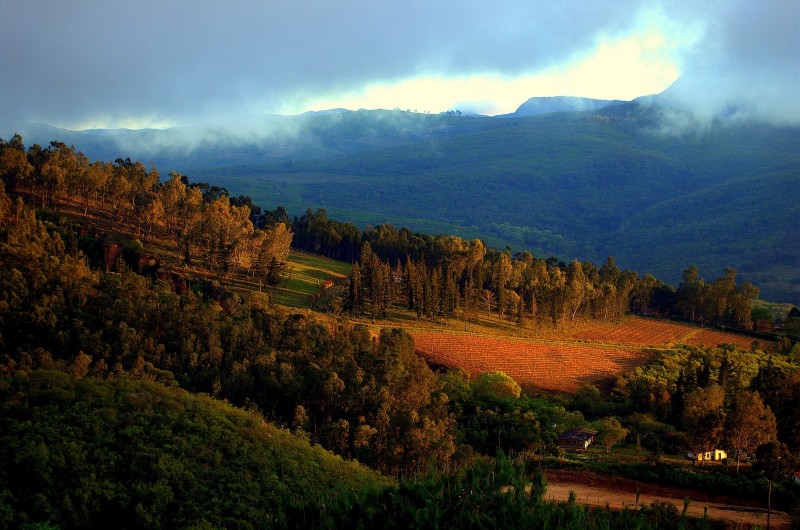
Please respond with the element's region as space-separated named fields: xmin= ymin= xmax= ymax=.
xmin=1 ymin=135 xmax=799 ymax=528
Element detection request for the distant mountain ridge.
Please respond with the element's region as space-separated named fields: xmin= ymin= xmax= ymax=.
xmin=2 ymin=94 xmax=799 ymax=303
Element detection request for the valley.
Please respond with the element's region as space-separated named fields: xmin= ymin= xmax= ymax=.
xmin=4 ymin=2 xmax=799 ymax=528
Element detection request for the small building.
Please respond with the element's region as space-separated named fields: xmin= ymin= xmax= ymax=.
xmin=686 ymin=449 xmax=728 ymax=462
xmin=558 ymin=428 xmax=598 ymax=450
xmin=793 ymin=471 xmax=800 ymax=486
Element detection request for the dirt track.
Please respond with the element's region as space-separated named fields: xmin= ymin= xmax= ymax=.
xmin=546 ymin=477 xmax=792 ymax=529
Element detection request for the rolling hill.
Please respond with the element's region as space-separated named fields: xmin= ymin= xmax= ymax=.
xmin=0 ymin=370 xmax=393 ymax=528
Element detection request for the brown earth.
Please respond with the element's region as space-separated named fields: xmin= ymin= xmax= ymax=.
xmin=544 ymin=470 xmax=792 ymax=529
xmin=412 ymin=316 xmax=772 ymax=392
xmin=413 ymin=332 xmax=649 ymax=392
xmin=562 ymin=317 xmax=771 ymax=350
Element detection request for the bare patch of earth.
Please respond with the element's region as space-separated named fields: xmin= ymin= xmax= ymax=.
xmin=544 ymin=470 xmax=792 ymax=529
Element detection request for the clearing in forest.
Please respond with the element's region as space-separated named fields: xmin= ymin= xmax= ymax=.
xmin=412 ymin=333 xmax=648 ymax=393
xmin=412 ymin=316 xmax=771 ymax=393
xmin=562 ymin=317 xmax=769 ymax=350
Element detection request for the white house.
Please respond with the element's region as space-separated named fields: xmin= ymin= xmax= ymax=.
xmin=687 ymin=449 xmax=728 ymax=462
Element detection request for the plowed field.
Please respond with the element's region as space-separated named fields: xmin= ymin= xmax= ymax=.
xmin=563 ymin=317 xmax=770 ymax=350
xmin=412 ymin=316 xmax=770 ymax=393
xmin=412 ymin=333 xmax=648 ymax=392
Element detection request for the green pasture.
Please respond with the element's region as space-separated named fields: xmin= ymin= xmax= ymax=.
xmin=269 ymin=250 xmax=352 ymax=309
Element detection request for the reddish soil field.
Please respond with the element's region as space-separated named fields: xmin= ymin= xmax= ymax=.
xmin=412 ymin=317 xmax=771 ymax=393
xmin=545 ymin=470 xmax=792 ymax=529
xmin=412 ymin=333 xmax=650 ymax=392
xmin=565 ymin=317 xmax=771 ymax=350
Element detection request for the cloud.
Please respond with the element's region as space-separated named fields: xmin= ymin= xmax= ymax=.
xmin=0 ymin=0 xmax=797 ymax=129
xmin=652 ymin=1 xmax=800 ymax=124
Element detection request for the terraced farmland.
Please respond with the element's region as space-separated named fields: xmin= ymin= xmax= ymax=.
xmin=412 ymin=316 xmax=771 ymax=393
xmin=563 ymin=317 xmax=770 ymax=350
xmin=412 ymin=333 xmax=649 ymax=393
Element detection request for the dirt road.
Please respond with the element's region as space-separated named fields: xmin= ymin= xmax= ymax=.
xmin=546 ymin=479 xmax=792 ymax=529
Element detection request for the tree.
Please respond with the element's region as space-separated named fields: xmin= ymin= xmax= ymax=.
xmin=547 ymin=266 xmax=566 ymax=328
xmin=492 ymin=253 xmax=512 ymax=315
xmin=38 ymin=142 xmax=77 ymax=208
xmin=677 ymin=265 xmax=704 ymax=324
xmin=0 ymin=134 xmax=33 ymax=193
xmin=754 ymin=441 xmax=796 ymax=530
xmin=682 ymin=384 xmax=725 ymax=466
xmin=571 ymin=383 xmax=602 ymax=419
xmin=79 ymin=160 xmax=109 ymax=214
xmin=480 ymin=289 xmax=496 ymax=314
xmin=462 ymin=276 xmax=478 ymax=331
xmin=783 ymin=307 xmax=800 ymax=339
xmin=348 ymin=262 xmax=362 ymax=312
xmin=731 ymin=281 xmax=759 ymax=327
xmin=159 ymin=172 xmax=187 ymax=235
xmin=725 ymin=391 xmax=777 ymax=472
xmin=750 ymin=305 xmax=774 ymax=332
xmin=703 ymin=268 xmax=737 ymax=325
xmin=595 ymin=417 xmax=628 ymax=454
xmin=471 ymin=371 xmax=521 ymax=401
xmin=565 ymin=260 xmax=588 ymax=322
xmin=631 ymin=273 xmax=659 ymax=316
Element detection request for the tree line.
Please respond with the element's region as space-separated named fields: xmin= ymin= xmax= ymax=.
xmin=0 ymin=135 xmax=292 ymax=281
xmin=344 ymin=232 xmax=761 ymax=332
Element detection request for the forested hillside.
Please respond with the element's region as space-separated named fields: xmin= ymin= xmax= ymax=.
xmin=0 ymin=370 xmax=393 ymax=529
xmin=1 ymin=135 xmax=799 ymax=528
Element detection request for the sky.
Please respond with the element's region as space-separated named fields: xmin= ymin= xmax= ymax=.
xmin=1 ymin=0 xmax=798 ymax=130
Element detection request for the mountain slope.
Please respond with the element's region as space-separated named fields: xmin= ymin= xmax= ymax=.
xmin=5 ymin=101 xmax=799 ymax=302
xmin=239 ymin=108 xmax=797 ymax=301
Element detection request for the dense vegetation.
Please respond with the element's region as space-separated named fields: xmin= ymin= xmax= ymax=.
xmin=0 ymin=371 xmax=721 ymax=529
xmin=0 ymin=370 xmax=392 ymax=529
xmin=294 ymin=208 xmax=774 ymax=338
xmin=1 ymin=135 xmax=799 ymax=528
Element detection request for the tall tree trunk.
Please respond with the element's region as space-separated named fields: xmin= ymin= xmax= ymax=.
xmin=767 ymin=480 xmax=772 ymax=530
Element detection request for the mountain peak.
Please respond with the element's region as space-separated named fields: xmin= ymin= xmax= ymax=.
xmin=498 ymin=96 xmax=627 ymax=118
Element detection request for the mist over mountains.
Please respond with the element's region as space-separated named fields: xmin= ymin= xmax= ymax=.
xmin=4 ymin=92 xmax=800 ymax=303
xmin=498 ymin=96 xmax=628 ymax=118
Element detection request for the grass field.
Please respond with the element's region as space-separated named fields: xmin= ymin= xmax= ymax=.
xmin=269 ymin=251 xmax=351 ymax=308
